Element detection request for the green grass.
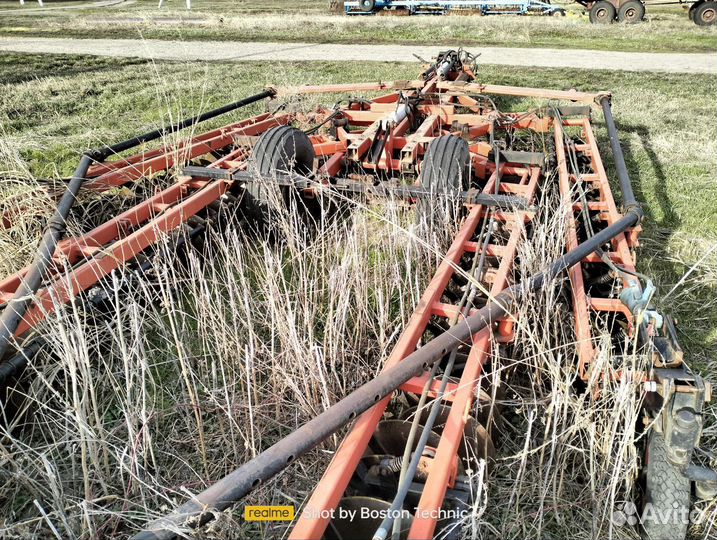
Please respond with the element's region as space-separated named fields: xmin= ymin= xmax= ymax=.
xmin=0 ymin=52 xmax=714 ymax=367
xmin=0 ymin=0 xmax=715 ymax=53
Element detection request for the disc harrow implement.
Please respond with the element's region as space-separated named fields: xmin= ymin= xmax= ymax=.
xmin=0 ymin=50 xmax=713 ymax=540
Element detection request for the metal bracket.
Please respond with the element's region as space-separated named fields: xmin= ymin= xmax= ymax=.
xmin=545 ymin=105 xmax=592 ymax=118
xmin=648 ymin=314 xmax=684 ymax=368
xmin=181 ymin=166 xmax=535 ymax=211
xmin=498 ymin=150 xmax=545 ymax=166
xmin=650 ymin=368 xmax=711 ymax=471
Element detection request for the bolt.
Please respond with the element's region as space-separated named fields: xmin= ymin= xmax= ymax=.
xmin=675 ymin=409 xmax=696 ymax=429
xmin=696 ymin=480 xmax=717 ymax=501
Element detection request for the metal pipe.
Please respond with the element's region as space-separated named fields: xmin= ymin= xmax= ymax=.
xmin=0 ymin=154 xmax=92 ymax=368
xmin=131 ymin=207 xmax=642 ymax=540
xmin=599 ymin=96 xmax=639 ymax=212
xmin=97 ymin=89 xmax=275 ymax=159
xmin=0 ymin=340 xmax=43 ymax=386
xmin=0 ymin=90 xmax=275 ymax=378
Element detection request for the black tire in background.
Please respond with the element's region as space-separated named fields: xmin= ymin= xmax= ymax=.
xmin=417 ymin=135 xmax=472 ymax=231
xmin=359 ymin=0 xmax=376 ymax=11
xmin=589 ymin=0 xmax=617 ymax=23
xmin=618 ymin=0 xmax=645 ymax=22
xmin=641 ymin=431 xmax=690 ymax=540
xmin=688 ymin=0 xmax=700 ymax=20
xmin=694 ymin=1 xmax=717 ymax=25
xmin=243 ymin=125 xmax=315 ymax=229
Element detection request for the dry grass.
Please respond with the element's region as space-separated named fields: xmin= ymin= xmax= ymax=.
xmin=0 ymin=192 xmax=440 ymax=538
xmin=0 ymin=147 xmax=712 ymax=540
xmin=2 ymin=169 xmax=712 ymax=539
xmin=477 ymin=178 xmax=646 ymax=539
xmin=0 ymin=135 xmax=55 ymax=278
xmin=0 ymin=58 xmax=715 ymax=540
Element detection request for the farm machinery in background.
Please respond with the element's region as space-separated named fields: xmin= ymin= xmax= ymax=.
xmin=0 ymin=50 xmax=715 ymax=540
xmin=337 ymin=0 xmax=717 ymax=24
xmin=339 ymin=0 xmax=566 ymax=16
xmin=684 ymin=0 xmax=715 ymax=24
xmin=576 ymin=0 xmax=716 ymax=24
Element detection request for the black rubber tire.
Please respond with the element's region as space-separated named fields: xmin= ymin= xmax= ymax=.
xmin=618 ymin=0 xmax=645 ymax=22
xmin=243 ymin=125 xmax=315 ymax=228
xmin=589 ymin=1 xmax=617 ymax=23
xmin=417 ymin=135 xmax=471 ymax=231
xmin=359 ymin=0 xmax=375 ymax=11
xmin=688 ymin=1 xmax=699 ymax=20
xmin=694 ymin=1 xmax=717 ymax=25
xmin=642 ymin=431 xmax=690 ymax=540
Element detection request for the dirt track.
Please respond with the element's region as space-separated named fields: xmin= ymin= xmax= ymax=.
xmin=1 ymin=37 xmax=715 ymax=74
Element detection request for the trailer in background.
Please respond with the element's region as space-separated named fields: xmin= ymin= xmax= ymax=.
xmin=337 ymin=0 xmax=715 ymax=24
xmin=686 ymin=0 xmax=715 ymax=24
xmin=343 ymin=0 xmax=565 ymax=16
xmin=576 ymin=0 xmax=646 ymax=22
xmin=577 ymin=0 xmax=715 ymax=24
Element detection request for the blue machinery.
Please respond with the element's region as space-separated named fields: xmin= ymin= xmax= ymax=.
xmin=344 ymin=0 xmax=566 ymax=16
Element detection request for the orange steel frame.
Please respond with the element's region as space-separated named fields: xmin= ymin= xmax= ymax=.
xmin=289 ymin=167 xmax=544 ymax=540
xmin=0 ymin=76 xmax=581 ymax=342
xmin=554 ymin=118 xmax=641 ymax=379
xmin=2 ymin=62 xmax=647 ymax=540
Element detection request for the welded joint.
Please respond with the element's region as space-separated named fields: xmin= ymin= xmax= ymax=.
xmin=624 ymin=202 xmax=644 ymax=217
xmin=595 ymin=92 xmax=613 ymax=107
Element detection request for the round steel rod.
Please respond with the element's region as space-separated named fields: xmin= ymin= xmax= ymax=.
xmin=600 ymin=96 xmax=639 ymax=211
xmin=0 ymin=154 xmax=92 ymax=370
xmin=0 ymin=90 xmax=275 ymax=380
xmin=131 ymin=208 xmax=642 ymax=540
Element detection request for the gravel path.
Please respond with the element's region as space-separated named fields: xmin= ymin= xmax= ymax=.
xmin=1 ymin=37 xmax=715 ymax=74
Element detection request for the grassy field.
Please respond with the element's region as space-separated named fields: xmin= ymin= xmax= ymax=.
xmin=0 ymin=53 xmax=715 ymax=538
xmin=0 ymin=0 xmax=715 ymax=52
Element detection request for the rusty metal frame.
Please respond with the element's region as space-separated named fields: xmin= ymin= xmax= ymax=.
xmin=3 ymin=51 xmax=706 ymax=540
xmin=555 ymin=117 xmax=640 ymax=379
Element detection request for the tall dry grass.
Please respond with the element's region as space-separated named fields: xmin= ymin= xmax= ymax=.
xmin=0 ymin=190 xmax=444 ymax=538
xmin=464 ymin=176 xmax=650 ymax=540
xmin=0 ymin=114 xmax=714 ymax=540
